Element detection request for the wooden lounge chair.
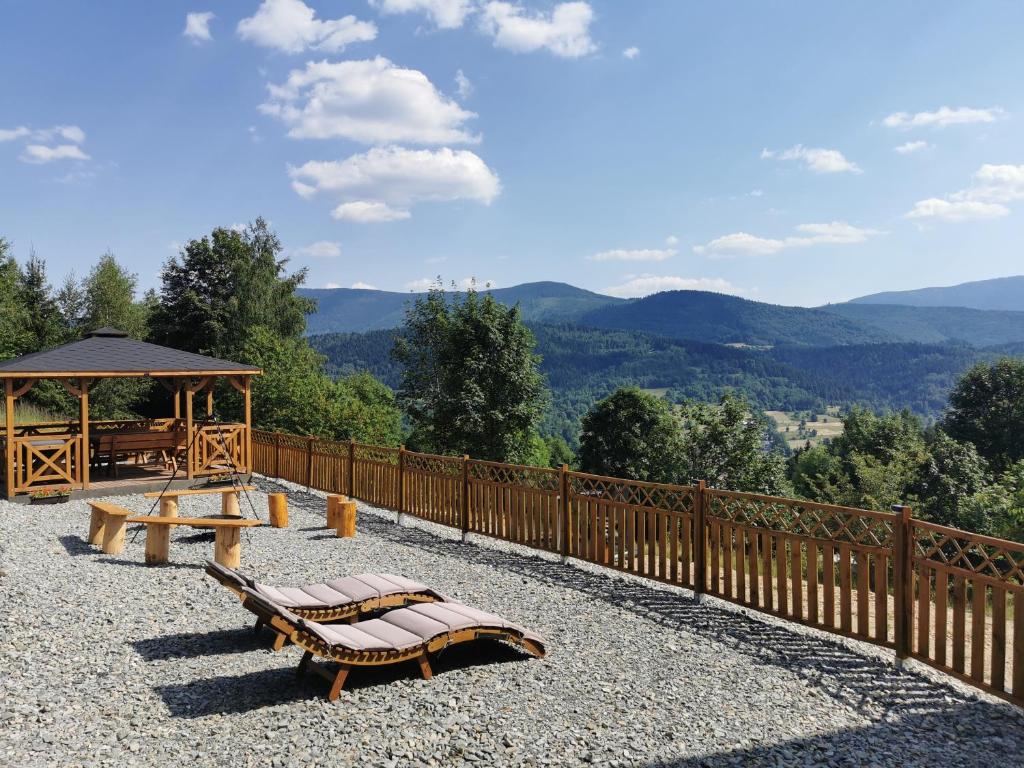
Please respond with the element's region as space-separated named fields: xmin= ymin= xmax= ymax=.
xmin=206 ymin=561 xmax=449 ymax=649
xmin=240 ymin=587 xmax=546 ymax=701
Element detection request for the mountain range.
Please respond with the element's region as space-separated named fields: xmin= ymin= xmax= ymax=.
xmin=300 ymin=275 xmax=1024 ymax=348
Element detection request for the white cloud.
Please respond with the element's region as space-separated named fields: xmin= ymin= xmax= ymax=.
xmin=602 ymin=275 xmax=738 ymax=299
xmin=589 ymin=247 xmax=675 ymax=262
xmin=904 ymin=199 xmax=1008 ymax=222
xmin=229 ymin=222 xmax=247 ymax=233
xmin=369 ymin=0 xmax=475 ymax=29
xmin=237 ymin=0 xmax=377 ymax=53
xmin=665 ymin=235 xmax=679 ymax=246
xmin=332 ymin=201 xmax=412 ymax=222
xmin=479 ymin=1 xmax=596 ymax=58
xmin=20 ymin=144 xmax=90 ymax=164
xmin=293 ymin=240 xmax=342 ymax=258
xmin=455 ymin=69 xmax=472 ymax=99
xmin=695 ymin=221 xmax=881 ymax=257
xmin=324 ymin=282 xmax=341 ymax=289
xmin=405 ymin=277 xmax=437 ymax=292
xmin=184 ymin=11 xmax=215 ymax=42
xmin=904 ymin=163 xmax=1024 ymax=222
xmin=761 ymin=144 xmax=861 ymax=174
xmin=0 ymin=127 xmax=30 ymax=142
xmin=351 ymin=281 xmax=378 ymax=290
xmin=894 ymin=140 xmax=930 ymax=155
xmin=883 ymin=106 xmax=1004 ymax=129
xmin=262 ymin=57 xmax=478 ymax=145
xmin=622 ymin=46 xmax=639 ymax=59
xmin=290 ymin=146 xmax=501 ymax=221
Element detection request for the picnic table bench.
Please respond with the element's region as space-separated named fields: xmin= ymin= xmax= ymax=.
xmin=92 ymin=430 xmax=185 ymax=477
xmin=126 ymin=515 xmax=262 ymax=568
xmin=143 ymin=485 xmax=255 ymax=517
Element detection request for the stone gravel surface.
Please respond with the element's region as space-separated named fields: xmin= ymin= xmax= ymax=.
xmin=1 ymin=477 xmax=1022 ymax=767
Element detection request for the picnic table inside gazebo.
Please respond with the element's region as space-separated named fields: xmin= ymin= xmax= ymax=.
xmin=0 ymin=328 xmax=261 ymax=498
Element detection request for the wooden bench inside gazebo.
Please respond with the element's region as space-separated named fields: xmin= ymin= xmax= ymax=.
xmin=0 ymin=328 xmax=261 ymax=499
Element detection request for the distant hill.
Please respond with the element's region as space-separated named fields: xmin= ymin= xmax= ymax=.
xmin=310 ymin=324 xmax=998 ymax=444
xmin=300 ymin=281 xmax=623 ymax=334
xmin=576 ymin=290 xmax=894 ymax=347
xmin=849 ymin=275 xmax=1024 ymax=311
xmin=821 ymin=303 xmax=1024 ymax=347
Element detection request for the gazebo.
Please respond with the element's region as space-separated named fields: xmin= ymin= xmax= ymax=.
xmin=0 ymin=328 xmax=261 ymax=499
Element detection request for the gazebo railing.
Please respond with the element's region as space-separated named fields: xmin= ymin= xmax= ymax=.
xmin=9 ymin=433 xmax=84 ymax=493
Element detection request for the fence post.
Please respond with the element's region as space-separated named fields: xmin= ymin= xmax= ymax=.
xmin=397 ymin=444 xmax=406 ymax=525
xmin=560 ymin=464 xmax=570 ymax=564
xmin=306 ymin=436 xmax=315 ymax=492
xmin=461 ymin=455 xmax=470 ymax=543
xmin=274 ymin=432 xmax=281 ymax=479
xmin=348 ymin=439 xmax=355 ymax=498
xmin=892 ymin=504 xmax=913 ymax=666
xmin=693 ymin=480 xmax=707 ymax=601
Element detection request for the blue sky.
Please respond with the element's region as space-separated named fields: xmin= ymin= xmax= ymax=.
xmin=2 ymin=1 xmax=1023 ymax=306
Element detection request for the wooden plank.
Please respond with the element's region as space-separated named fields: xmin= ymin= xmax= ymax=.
xmin=971 ymin=581 xmax=986 ymax=683
xmin=647 ymin=509 xmax=656 ymax=577
xmin=807 ymin=541 xmax=818 ymax=625
xmin=935 ymin=570 xmax=948 ymax=667
xmin=747 ymin=530 xmax=759 ymax=607
xmin=126 ymin=516 xmax=263 ymax=527
xmin=776 ymin=536 xmax=788 ymax=616
xmin=658 ymin=511 xmax=668 ymax=580
xmin=710 ymin=519 xmax=720 ymax=595
xmin=824 ymin=542 xmax=836 ymax=628
xmin=736 ymin=527 xmax=747 ymax=603
xmin=991 ymin=585 xmax=1006 ymax=693
xmin=1013 ymin=591 xmax=1024 ymax=701
xmin=917 ymin=566 xmax=931 ymax=657
xmin=874 ymin=553 xmax=888 ymax=643
xmin=791 ymin=540 xmax=802 ymax=621
xmin=761 ymin=531 xmax=773 ymax=612
xmin=839 ymin=544 xmax=852 ymax=633
xmin=952 ymin=574 xmax=966 ymax=674
xmin=856 ymin=551 xmax=870 ymax=637
xmin=723 ymin=523 xmax=733 ymax=599
xmin=670 ymin=511 xmax=679 ymax=583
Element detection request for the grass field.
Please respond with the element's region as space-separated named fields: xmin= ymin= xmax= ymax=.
xmin=767 ymin=407 xmax=844 ymax=450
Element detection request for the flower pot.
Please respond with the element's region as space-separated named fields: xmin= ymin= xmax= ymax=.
xmin=30 ymin=494 xmax=70 ymax=505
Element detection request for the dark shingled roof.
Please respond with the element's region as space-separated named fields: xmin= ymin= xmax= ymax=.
xmin=0 ymin=328 xmax=261 ymax=377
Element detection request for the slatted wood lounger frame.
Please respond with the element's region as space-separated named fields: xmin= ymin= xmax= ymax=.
xmin=205 ymin=562 xmax=448 ymax=650
xmin=241 ymin=589 xmax=546 ymax=701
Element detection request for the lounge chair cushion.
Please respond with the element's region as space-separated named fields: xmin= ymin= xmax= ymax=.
xmin=252 ymin=573 xmax=438 ymax=609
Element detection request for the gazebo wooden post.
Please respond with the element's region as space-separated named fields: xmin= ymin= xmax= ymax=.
xmin=173 ymin=383 xmax=181 ymax=420
xmin=79 ymin=378 xmax=90 ymax=489
xmin=4 ymin=379 xmax=14 ymax=499
xmin=206 ymin=383 xmax=214 ymax=417
xmin=184 ymin=381 xmax=194 ymax=479
xmin=243 ymin=376 xmax=252 ymax=473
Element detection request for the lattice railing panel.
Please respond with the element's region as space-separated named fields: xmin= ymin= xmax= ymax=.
xmin=354 ymin=443 xmax=399 ymax=465
xmin=568 ymin=472 xmax=695 ymax=514
xmin=708 ymin=492 xmax=895 ymax=548
xmin=405 ymin=452 xmax=463 ymax=476
xmin=913 ymin=522 xmax=1024 ymax=586
xmin=469 ymin=461 xmax=559 ymax=490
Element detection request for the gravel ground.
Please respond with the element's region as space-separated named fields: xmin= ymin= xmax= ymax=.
xmin=1 ymin=478 xmax=1022 ymax=768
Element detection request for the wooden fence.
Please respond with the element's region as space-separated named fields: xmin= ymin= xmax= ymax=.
xmin=251 ymin=429 xmax=1024 ymax=708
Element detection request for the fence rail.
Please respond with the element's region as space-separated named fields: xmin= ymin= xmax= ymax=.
xmin=251 ymin=429 xmax=1024 ymax=708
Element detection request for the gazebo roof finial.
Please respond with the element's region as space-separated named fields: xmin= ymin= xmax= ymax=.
xmin=84 ymin=327 xmax=129 ymax=338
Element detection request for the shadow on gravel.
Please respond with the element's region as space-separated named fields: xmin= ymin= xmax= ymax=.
xmin=58 ymin=535 xmax=95 ymax=556
xmin=133 ymin=627 xmax=266 ymax=661
xmin=248 ymin=481 xmax=1024 ymax=743
xmin=647 ymin=697 xmax=1015 ymax=767
xmin=152 ymin=639 xmax=533 ymax=716
xmin=95 ymin=557 xmax=205 ymax=571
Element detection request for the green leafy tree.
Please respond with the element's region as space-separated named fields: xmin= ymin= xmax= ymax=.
xmin=0 ymin=238 xmax=30 ymax=359
xmin=677 ymin=393 xmax=790 ymax=494
xmin=961 ymin=461 xmax=1024 ymax=543
xmin=17 ymin=249 xmax=63 ymax=351
xmin=55 ymin=272 xmax=86 ymax=342
xmin=912 ymin=430 xmax=988 ymax=528
xmin=394 ymin=283 xmax=548 ymax=462
xmin=944 ymin=358 xmax=1024 ymax=474
xmin=578 ymin=387 xmax=684 ymax=482
xmin=235 ymin=327 xmax=401 ymax=443
xmin=150 ymin=218 xmax=312 ymax=358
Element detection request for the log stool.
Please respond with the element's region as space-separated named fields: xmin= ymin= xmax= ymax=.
xmin=269 ymin=493 xmax=288 ymax=528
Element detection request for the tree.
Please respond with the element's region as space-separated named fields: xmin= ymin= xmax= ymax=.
xmin=944 ymin=359 xmax=1024 ymax=474
xmin=83 ymin=252 xmax=148 ymax=338
xmin=393 ymin=283 xmax=548 ymax=462
xmin=0 ymin=238 xmax=30 ymax=359
xmin=677 ymin=393 xmax=790 ymax=494
xmin=912 ymin=430 xmax=988 ymax=528
xmin=236 ymin=327 xmax=401 ymax=444
xmin=578 ymin=387 xmax=684 ymax=483
xmin=17 ymin=248 xmax=63 ymax=351
xmin=961 ymin=461 xmax=1024 ymax=543
xmin=150 ymin=219 xmax=313 ymax=358
xmin=55 ymin=272 xmax=85 ymax=342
